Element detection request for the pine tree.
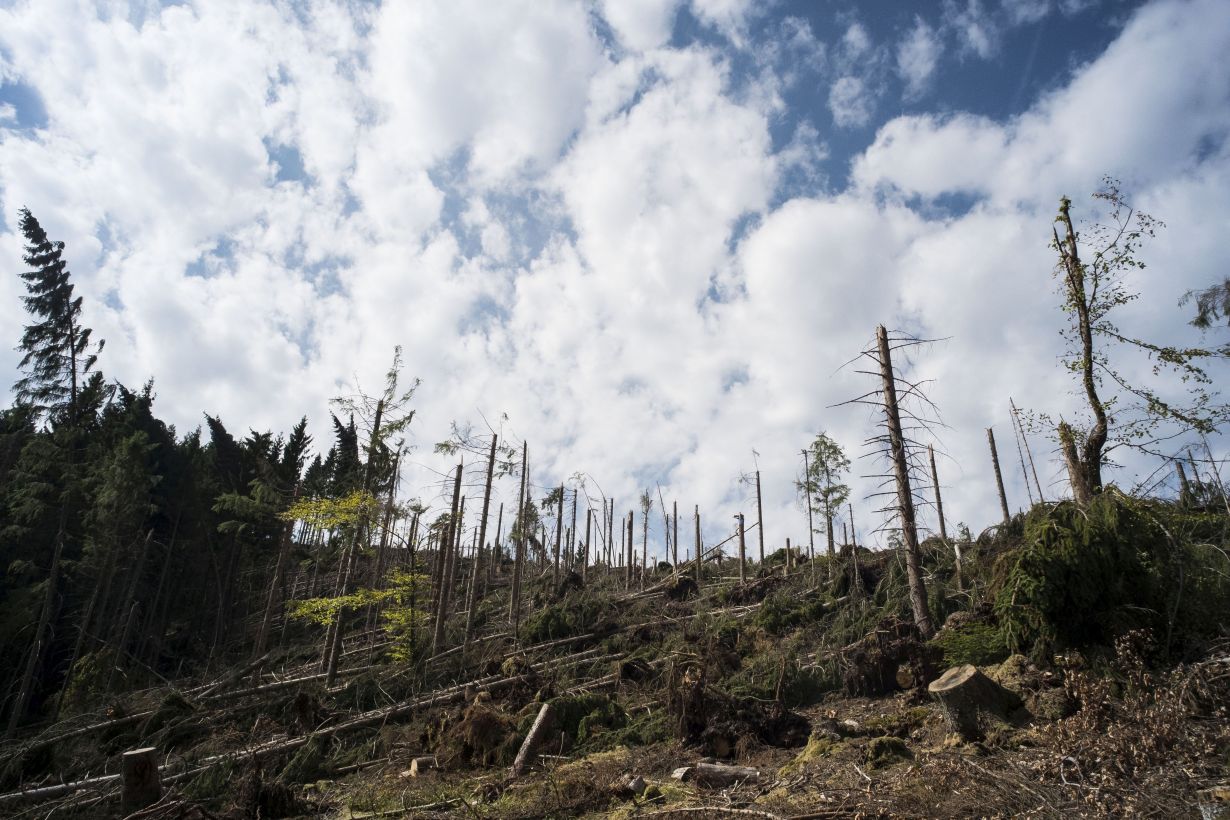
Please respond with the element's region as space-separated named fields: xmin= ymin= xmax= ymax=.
xmin=13 ymin=209 xmax=103 ymax=422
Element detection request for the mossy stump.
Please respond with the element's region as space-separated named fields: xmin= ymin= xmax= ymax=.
xmin=927 ymin=664 xmax=1022 ymax=741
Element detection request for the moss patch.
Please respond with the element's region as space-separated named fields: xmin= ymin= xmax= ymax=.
xmin=779 ymin=733 xmax=840 ymax=777
xmin=865 ymin=736 xmax=912 ymax=770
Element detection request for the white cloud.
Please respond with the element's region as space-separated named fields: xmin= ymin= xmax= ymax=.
xmin=0 ymin=0 xmax=1227 ymax=558
xmin=896 ymin=17 xmax=942 ymax=99
xmin=829 ymin=75 xmax=874 ymax=128
xmin=601 ymin=0 xmax=683 ymax=52
xmin=946 ymin=0 xmax=1000 ymax=59
xmin=1002 ymin=0 xmax=1051 ymax=25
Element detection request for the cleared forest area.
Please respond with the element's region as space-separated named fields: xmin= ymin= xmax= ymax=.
xmin=1 ymin=194 xmax=1228 ymax=819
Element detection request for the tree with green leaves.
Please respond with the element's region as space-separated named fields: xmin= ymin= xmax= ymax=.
xmin=13 ymin=209 xmax=104 ymax=423
xmin=797 ymin=432 xmax=851 ymax=559
xmin=1047 ymin=180 xmax=1228 ymax=505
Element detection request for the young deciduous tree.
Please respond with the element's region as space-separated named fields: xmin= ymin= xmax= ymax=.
xmin=797 ymin=432 xmax=851 ymax=559
xmin=1047 ymin=180 xmax=1228 ymax=504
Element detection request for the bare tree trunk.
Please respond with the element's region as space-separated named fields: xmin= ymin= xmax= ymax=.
xmin=755 ymin=471 xmax=765 ymax=566
xmin=568 ymin=488 xmax=577 ymax=575
xmin=509 ymin=443 xmax=528 ymax=630
xmin=694 ymin=505 xmax=702 ymax=587
xmin=472 ymin=437 xmax=500 ymax=612
xmin=987 ymin=427 xmax=1011 ymax=523
xmin=1058 ymin=421 xmax=1093 ymax=507
xmin=737 ymin=513 xmax=746 ymax=584
xmin=582 ymin=508 xmax=591 ymax=584
xmin=876 ymin=324 xmax=934 ymax=637
xmin=625 ymin=512 xmax=633 ymax=590
xmin=1175 ymin=460 xmax=1191 ymax=504
xmin=492 ymin=503 xmax=503 ymax=580
xmin=929 ymin=444 xmax=959 ymax=590
xmin=640 ymin=507 xmax=648 ymax=590
xmin=553 ymin=481 xmax=562 ymax=582
xmin=1010 ymin=398 xmax=1045 ymax=502
xmin=433 ymin=464 xmax=463 ymax=655
xmin=672 ymin=500 xmax=678 ymax=571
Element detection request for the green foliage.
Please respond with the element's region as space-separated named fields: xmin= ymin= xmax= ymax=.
xmin=797 ymin=431 xmax=851 ymax=543
xmin=550 ymin=693 xmax=627 ymax=750
xmin=754 ymin=591 xmax=830 ymax=636
xmin=930 ymin=621 xmax=1011 ymax=667
xmin=993 ymin=491 xmax=1230 ymax=657
xmin=288 ymin=568 xmax=428 ymax=662
xmin=519 ymin=591 xmax=605 ymax=644
xmin=12 ymin=208 xmax=104 ymax=420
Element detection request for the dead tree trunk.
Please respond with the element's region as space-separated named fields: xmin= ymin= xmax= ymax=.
xmin=552 ymin=480 xmax=562 ymax=582
xmin=672 ymin=500 xmax=679 ymax=571
xmin=876 ymin=324 xmax=934 ymax=637
xmin=511 ymin=702 xmax=555 ymax=776
xmin=625 ymin=512 xmax=633 ymax=590
xmin=509 ymin=442 xmax=528 ymax=630
xmin=568 ymin=488 xmax=578 ymax=575
xmin=694 ymin=505 xmax=702 ymax=587
xmin=433 ymin=464 xmax=463 ymax=654
xmin=929 ymin=444 xmax=960 ymax=590
xmin=1058 ymin=421 xmax=1093 ymax=507
xmin=755 ymin=470 xmax=765 ymax=566
xmin=987 ymin=427 xmax=1011 ymax=523
xmin=582 ymin=508 xmax=592 ymax=583
xmin=737 ymin=513 xmax=746 ymax=584
xmin=1010 ymin=398 xmax=1045 ymax=502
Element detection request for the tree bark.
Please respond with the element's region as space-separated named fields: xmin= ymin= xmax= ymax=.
xmin=877 ymin=324 xmax=934 ymax=637
xmin=433 ymin=464 xmax=463 ymax=655
xmin=511 ymin=702 xmax=555 ymax=776
xmin=928 ymin=664 xmax=1022 ymax=741
xmin=120 ymin=747 xmax=162 ymax=814
xmin=987 ymin=427 xmax=1011 ymax=523
xmin=737 ymin=513 xmax=746 ymax=584
xmin=509 ymin=443 xmax=527 ymax=628
xmin=1059 ymin=421 xmax=1093 ymax=507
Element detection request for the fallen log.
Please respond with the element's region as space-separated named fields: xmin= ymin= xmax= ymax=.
xmin=672 ymin=762 xmax=760 ymax=787
xmin=927 ymin=664 xmax=1023 ymax=740
xmin=511 ymin=702 xmax=555 ymax=776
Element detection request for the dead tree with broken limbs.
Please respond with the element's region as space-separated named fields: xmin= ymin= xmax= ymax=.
xmin=842 ymin=325 xmax=947 ymax=638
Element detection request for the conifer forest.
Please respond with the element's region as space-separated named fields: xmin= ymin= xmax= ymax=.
xmin=1 ymin=3 xmax=1230 ymax=819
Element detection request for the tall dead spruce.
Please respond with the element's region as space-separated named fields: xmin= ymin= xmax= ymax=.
xmin=843 ymin=325 xmax=944 ymax=637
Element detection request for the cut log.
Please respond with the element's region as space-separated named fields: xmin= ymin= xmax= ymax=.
xmin=121 ymin=747 xmax=162 ymax=814
xmin=408 ymin=756 xmax=438 ymax=777
xmin=1198 ymin=785 xmax=1230 ymax=820
xmin=679 ymin=762 xmax=760 ymax=787
xmin=511 ymin=702 xmax=555 ymax=777
xmin=927 ymin=664 xmax=1023 ymax=740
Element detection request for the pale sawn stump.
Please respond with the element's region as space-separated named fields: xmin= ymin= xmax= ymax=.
xmin=927 ymin=664 xmax=1023 ymax=740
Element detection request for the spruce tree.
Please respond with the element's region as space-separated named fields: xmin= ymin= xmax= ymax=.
xmin=13 ymin=208 xmax=103 ymax=422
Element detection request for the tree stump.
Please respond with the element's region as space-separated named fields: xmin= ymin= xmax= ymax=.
xmin=511 ymin=702 xmax=555 ymax=776
xmin=927 ymin=664 xmax=1022 ymax=740
xmin=121 ymin=747 xmax=162 ymax=814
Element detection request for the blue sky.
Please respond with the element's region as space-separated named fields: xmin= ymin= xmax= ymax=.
xmin=0 ymin=0 xmax=1226 ymax=555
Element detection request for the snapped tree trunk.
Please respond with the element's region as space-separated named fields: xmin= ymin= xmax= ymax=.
xmin=987 ymin=427 xmax=1011 ymax=524
xmin=465 ymin=436 xmax=498 ymax=648
xmin=876 ymin=324 xmax=934 ymax=637
xmin=509 ymin=443 xmax=527 ymax=628
xmin=432 ymin=464 xmax=463 ymax=655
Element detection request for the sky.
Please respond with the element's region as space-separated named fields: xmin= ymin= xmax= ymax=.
xmin=1 ymin=0 xmax=1228 ymax=558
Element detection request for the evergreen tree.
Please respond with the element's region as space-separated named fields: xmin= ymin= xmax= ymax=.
xmin=13 ymin=209 xmax=104 ymax=422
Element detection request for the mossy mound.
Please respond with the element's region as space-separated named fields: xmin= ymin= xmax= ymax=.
xmin=778 ymin=733 xmax=840 ymax=777
xmin=865 ymin=736 xmax=912 ymax=769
